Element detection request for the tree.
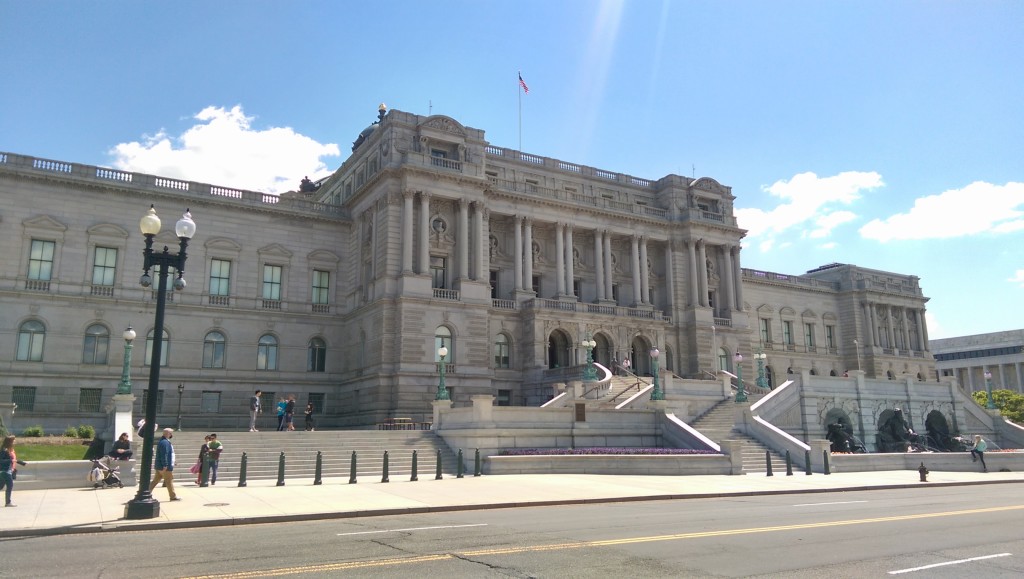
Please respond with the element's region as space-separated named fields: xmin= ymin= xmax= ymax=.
xmin=972 ymin=389 xmax=1024 ymax=425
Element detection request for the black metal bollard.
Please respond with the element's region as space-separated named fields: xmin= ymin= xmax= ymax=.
xmin=435 ymin=449 xmax=443 ymax=480
xmin=277 ymin=452 xmax=286 ymax=486
xmin=314 ymin=451 xmax=323 ymax=485
xmin=410 ymin=450 xmax=418 ymax=482
xmin=457 ymin=449 xmax=464 ymax=478
xmin=766 ymin=451 xmax=773 ymax=477
xmin=349 ymin=451 xmax=357 ymax=484
xmin=804 ymin=450 xmax=812 ymax=476
xmin=200 ymin=457 xmax=211 ymax=487
xmin=382 ymin=450 xmax=390 ymax=483
xmin=238 ymin=452 xmax=248 ymax=487
xmin=823 ymin=450 xmax=831 ymax=475
xmin=474 ymin=448 xmax=481 ymax=477
xmin=785 ymin=450 xmax=793 ymax=476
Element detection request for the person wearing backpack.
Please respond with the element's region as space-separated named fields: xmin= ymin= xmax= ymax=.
xmin=206 ymin=433 xmax=224 ymax=485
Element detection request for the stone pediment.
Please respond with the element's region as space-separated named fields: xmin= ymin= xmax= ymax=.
xmin=205 ymin=237 xmax=242 ymax=252
xmin=257 ymin=243 xmax=293 ymax=259
xmin=86 ymin=223 xmax=129 ymax=239
xmin=801 ymin=309 xmax=817 ymax=318
xmin=691 ymin=177 xmax=728 ymax=196
xmin=308 ymin=249 xmax=340 ymax=265
xmin=756 ymin=304 xmax=775 ymax=314
xmin=23 ymin=215 xmax=68 ymax=233
xmin=419 ymin=115 xmax=467 ymax=137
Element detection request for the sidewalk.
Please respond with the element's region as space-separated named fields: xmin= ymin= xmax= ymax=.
xmin=2 ymin=469 xmax=1022 ymax=537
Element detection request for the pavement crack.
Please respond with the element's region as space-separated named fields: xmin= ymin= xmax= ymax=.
xmin=449 ymin=552 xmax=532 ymax=577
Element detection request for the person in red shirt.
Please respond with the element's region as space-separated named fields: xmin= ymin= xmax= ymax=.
xmin=1 ymin=435 xmax=28 ymax=507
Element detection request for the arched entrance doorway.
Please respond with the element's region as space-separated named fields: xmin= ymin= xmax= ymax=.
xmin=593 ymin=333 xmax=612 ymax=370
xmin=629 ymin=336 xmax=653 ymax=375
xmin=547 ymin=329 xmax=572 ymax=369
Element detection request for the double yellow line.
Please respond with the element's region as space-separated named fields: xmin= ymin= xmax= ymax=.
xmin=185 ymin=504 xmax=1024 ymax=578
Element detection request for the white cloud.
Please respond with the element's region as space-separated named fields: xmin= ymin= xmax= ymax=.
xmin=736 ymin=171 xmax=882 ymax=250
xmin=860 ymin=181 xmax=1024 ymax=242
xmin=1009 ymin=269 xmax=1024 ymax=287
xmin=925 ymin=310 xmax=946 ymax=340
xmin=109 ymin=105 xmax=341 ymax=194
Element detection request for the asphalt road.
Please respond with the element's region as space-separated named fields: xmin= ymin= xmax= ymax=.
xmin=3 ymin=485 xmax=1023 ymax=578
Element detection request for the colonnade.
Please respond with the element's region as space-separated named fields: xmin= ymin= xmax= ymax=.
xmin=402 ymin=191 xmax=488 ymax=280
xmin=860 ymin=302 xmax=929 ymax=352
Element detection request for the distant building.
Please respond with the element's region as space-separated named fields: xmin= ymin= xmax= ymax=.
xmin=0 ymin=108 xmax=936 ymax=431
xmin=931 ymin=329 xmax=1024 ymax=394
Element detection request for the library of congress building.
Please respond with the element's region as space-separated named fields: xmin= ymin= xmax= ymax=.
xmin=0 ymin=107 xmax=936 ymax=431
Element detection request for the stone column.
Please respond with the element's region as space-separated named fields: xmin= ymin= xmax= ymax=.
xmin=919 ymin=308 xmax=930 ymax=349
xmin=697 ymin=240 xmax=709 ymax=307
xmin=869 ymin=304 xmax=879 ymax=347
xmin=631 ymin=235 xmax=642 ymax=306
xmin=900 ymin=308 xmax=911 ymax=352
xmin=688 ymin=240 xmax=699 ymax=307
xmin=565 ymin=224 xmax=575 ymax=296
xmin=473 ymin=204 xmax=486 ymax=280
xmin=639 ymin=236 xmax=649 ymax=304
xmin=513 ymin=216 xmax=523 ymax=291
xmin=594 ymin=230 xmax=605 ymax=301
xmin=555 ymin=222 xmax=566 ymax=295
xmin=886 ymin=305 xmax=896 ymax=349
xmin=665 ymin=242 xmax=674 ymax=308
xmin=402 ymin=190 xmax=414 ymax=273
xmin=524 ymin=219 xmax=534 ymax=292
xmin=458 ymin=198 xmax=469 ymax=280
xmin=722 ymin=245 xmax=735 ymax=312
xmin=603 ymin=232 xmax=613 ymax=300
xmin=418 ymin=192 xmax=431 ymax=275
xmin=731 ymin=245 xmax=744 ymax=310
xmin=1016 ymin=362 xmax=1023 ymax=393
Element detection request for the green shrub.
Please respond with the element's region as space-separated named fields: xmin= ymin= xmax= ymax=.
xmin=64 ymin=425 xmax=79 ymax=437
xmin=77 ymin=424 xmax=95 ymax=439
xmin=22 ymin=425 xmax=45 ymax=437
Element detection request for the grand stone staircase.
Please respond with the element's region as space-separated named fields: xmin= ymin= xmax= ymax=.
xmin=153 ymin=430 xmax=462 ymax=483
xmin=595 ymin=375 xmax=651 ymax=408
xmin=688 ymin=397 xmax=787 ymax=474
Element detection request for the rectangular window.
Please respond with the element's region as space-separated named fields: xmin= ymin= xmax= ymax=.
xmin=146 ymin=331 xmax=169 ymax=367
xmin=307 ymin=392 xmax=325 ymax=414
xmin=28 ymin=239 xmax=55 ymax=280
xmin=496 ymin=389 xmax=512 ymax=407
xmin=200 ymin=391 xmax=221 ymax=413
xmin=262 ymin=265 xmax=282 ymax=300
xmin=760 ymin=319 xmax=771 ymax=344
xmin=572 ymin=278 xmax=581 ymax=298
xmin=783 ymin=321 xmax=794 ymax=345
xmin=79 ymin=388 xmax=103 ymax=412
xmin=92 ymin=247 xmax=117 ymax=286
xmin=611 ymin=283 xmax=619 ymax=303
xmin=825 ymin=325 xmax=836 ymax=349
xmin=312 ymin=270 xmax=330 ymax=305
xmin=141 ymin=389 xmax=164 ymax=413
xmin=430 ymin=256 xmax=447 ymax=289
xmin=209 ymin=259 xmax=231 ymax=296
xmin=12 ymin=386 xmax=36 ymax=411
xmin=804 ymin=323 xmax=815 ymax=347
xmin=531 ymin=275 xmax=540 ymax=295
xmin=489 ymin=270 xmax=499 ymax=299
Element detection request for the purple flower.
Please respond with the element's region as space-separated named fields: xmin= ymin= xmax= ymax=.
xmin=498 ymin=447 xmax=719 ymax=456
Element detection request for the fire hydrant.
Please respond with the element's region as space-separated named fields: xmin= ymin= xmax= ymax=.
xmin=918 ymin=462 xmax=929 ymax=482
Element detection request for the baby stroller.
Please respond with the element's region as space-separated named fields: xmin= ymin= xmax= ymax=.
xmin=89 ymin=456 xmax=124 ymax=489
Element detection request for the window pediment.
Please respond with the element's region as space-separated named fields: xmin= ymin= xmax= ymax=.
xmin=258 ymin=243 xmax=293 ymax=259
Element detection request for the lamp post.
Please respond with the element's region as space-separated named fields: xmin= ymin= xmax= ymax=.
xmin=125 ymin=205 xmax=195 ymax=520
xmin=650 ymin=347 xmax=664 ymax=400
xmin=984 ymin=370 xmax=996 ymax=409
xmin=734 ymin=352 xmax=747 ymax=403
xmin=116 ymin=326 xmax=136 ymax=395
xmin=755 ymin=350 xmax=768 ymax=390
xmin=176 ymin=383 xmax=184 ymax=431
xmin=435 ymin=346 xmax=450 ymax=401
xmin=581 ymin=335 xmax=597 ymax=382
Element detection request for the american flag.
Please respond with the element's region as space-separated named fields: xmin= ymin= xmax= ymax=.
xmin=519 ymin=72 xmax=530 ymax=94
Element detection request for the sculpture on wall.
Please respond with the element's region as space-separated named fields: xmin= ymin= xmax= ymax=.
xmin=876 ymin=408 xmax=923 ymax=452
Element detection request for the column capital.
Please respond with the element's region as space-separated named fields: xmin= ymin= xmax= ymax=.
xmin=459 ymin=197 xmax=470 ymax=209
xmin=403 ymin=189 xmax=417 ymax=200
xmin=420 ymin=191 xmax=432 ymax=201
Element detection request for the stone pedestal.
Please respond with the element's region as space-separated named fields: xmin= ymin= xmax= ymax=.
xmin=431 ymin=399 xmax=453 ymax=431
xmin=105 ymin=394 xmax=137 ymax=450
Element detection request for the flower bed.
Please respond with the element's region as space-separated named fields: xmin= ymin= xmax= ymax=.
xmin=498 ymin=447 xmax=719 ymax=456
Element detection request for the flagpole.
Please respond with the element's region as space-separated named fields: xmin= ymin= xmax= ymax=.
xmin=518 ymin=71 xmax=522 ymax=152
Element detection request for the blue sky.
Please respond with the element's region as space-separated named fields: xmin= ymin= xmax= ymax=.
xmin=1 ymin=1 xmax=1022 ymax=339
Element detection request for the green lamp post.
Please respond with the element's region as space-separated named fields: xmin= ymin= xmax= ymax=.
xmin=581 ymin=335 xmax=597 ymax=382
xmin=984 ymin=370 xmax=995 ymax=409
xmin=435 ymin=346 xmax=450 ymax=401
xmin=755 ymin=350 xmax=768 ymax=390
xmin=650 ymin=347 xmax=664 ymax=400
xmin=734 ymin=352 xmax=748 ymax=403
xmin=116 ymin=326 xmax=136 ymax=395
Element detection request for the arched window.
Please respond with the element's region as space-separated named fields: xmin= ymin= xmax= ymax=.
xmin=717 ymin=347 xmax=729 ymax=372
xmin=435 ymin=326 xmax=453 ymax=362
xmin=83 ymin=324 xmax=110 ymax=364
xmin=494 ymin=333 xmax=510 ymax=368
xmin=203 ymin=331 xmax=226 ymax=368
xmin=257 ymin=334 xmax=279 ymax=370
xmin=145 ymin=329 xmax=169 ymax=367
xmin=17 ymin=320 xmax=46 ymax=361
xmin=308 ymin=337 xmax=326 ymax=372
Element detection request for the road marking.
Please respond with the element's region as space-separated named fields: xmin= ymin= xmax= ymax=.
xmin=337 ymin=523 xmax=488 ymax=536
xmin=792 ymin=500 xmax=869 ymax=507
xmin=888 ymin=553 xmax=1012 ymax=574
xmin=183 ymin=504 xmax=1024 ymax=578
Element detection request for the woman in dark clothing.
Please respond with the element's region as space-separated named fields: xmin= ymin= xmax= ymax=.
xmin=304 ymin=402 xmax=315 ymax=431
xmin=284 ymin=395 xmax=296 ymax=431
xmin=109 ymin=432 xmax=133 ymax=460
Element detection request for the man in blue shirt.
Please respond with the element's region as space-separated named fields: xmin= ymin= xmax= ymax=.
xmin=148 ymin=428 xmax=180 ymax=501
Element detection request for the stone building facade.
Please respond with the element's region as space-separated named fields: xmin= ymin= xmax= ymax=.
xmin=931 ymin=329 xmax=1024 ymax=394
xmin=0 ymin=109 xmax=936 ymax=431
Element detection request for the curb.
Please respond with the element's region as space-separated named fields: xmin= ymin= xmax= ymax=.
xmin=2 ymin=477 xmax=1020 ymax=538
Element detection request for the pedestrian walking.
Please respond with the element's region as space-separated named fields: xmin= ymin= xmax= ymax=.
xmin=1 ymin=435 xmax=28 ymax=507
xmin=193 ymin=435 xmax=211 ymax=485
xmin=206 ymin=433 xmax=223 ymax=485
xmin=284 ymin=395 xmax=296 ymax=431
xmin=249 ymin=389 xmax=262 ymax=432
xmin=304 ymin=402 xmax=316 ymax=431
xmin=276 ymin=397 xmax=287 ymax=431
xmin=970 ymin=434 xmax=988 ymax=472
xmin=148 ymin=428 xmax=179 ymax=501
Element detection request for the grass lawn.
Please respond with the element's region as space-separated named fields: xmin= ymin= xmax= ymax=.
xmin=14 ymin=436 xmax=94 ymax=461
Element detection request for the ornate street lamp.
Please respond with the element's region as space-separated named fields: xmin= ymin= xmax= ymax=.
xmin=176 ymin=383 xmax=184 ymax=432
xmin=734 ymin=352 xmax=747 ymax=403
xmin=649 ymin=347 xmax=664 ymax=400
xmin=984 ymin=370 xmax=996 ymax=409
xmin=125 ymin=206 xmax=195 ymax=520
xmin=116 ymin=326 xmax=136 ymax=395
xmin=581 ymin=335 xmax=597 ymax=382
xmin=435 ymin=346 xmax=450 ymax=401
xmin=755 ymin=350 xmax=768 ymax=390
